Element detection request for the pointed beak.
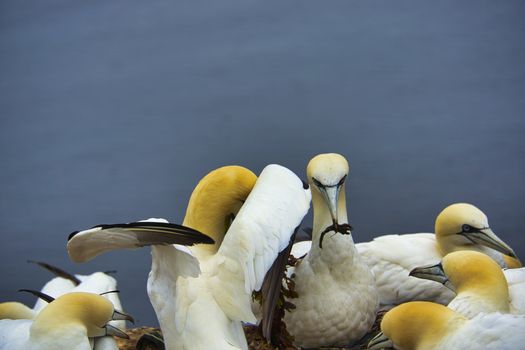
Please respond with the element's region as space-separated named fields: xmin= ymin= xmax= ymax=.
xmin=319 ymin=186 xmax=340 ymax=228
xmin=112 ymin=309 xmax=135 ymax=324
xmin=462 ymin=227 xmax=518 ymax=259
xmin=105 ymin=324 xmax=129 ymax=339
xmin=367 ymin=331 xmax=393 ymax=350
xmin=409 ymin=262 xmax=455 ymax=291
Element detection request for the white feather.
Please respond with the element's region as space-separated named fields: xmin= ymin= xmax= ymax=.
xmin=71 ymin=164 xmax=311 ymax=350
xmin=439 ymin=312 xmax=525 ymax=349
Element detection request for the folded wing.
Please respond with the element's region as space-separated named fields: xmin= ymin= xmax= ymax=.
xmin=209 ymin=164 xmax=311 ymax=323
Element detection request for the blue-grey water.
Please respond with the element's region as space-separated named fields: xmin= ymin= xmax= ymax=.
xmin=1 ymin=0 xmax=524 ymax=326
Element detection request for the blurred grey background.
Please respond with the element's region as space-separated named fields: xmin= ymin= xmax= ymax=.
xmin=1 ymin=0 xmax=524 ymax=326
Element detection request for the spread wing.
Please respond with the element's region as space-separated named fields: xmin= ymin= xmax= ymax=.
xmin=208 ymin=164 xmax=311 ymax=324
xmin=67 ymin=218 xmax=214 ymax=263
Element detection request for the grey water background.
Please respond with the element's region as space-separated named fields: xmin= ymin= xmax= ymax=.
xmin=1 ymin=0 xmax=524 ymax=326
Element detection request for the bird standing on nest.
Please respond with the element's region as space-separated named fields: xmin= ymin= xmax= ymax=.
xmin=282 ymin=153 xmax=379 ymax=348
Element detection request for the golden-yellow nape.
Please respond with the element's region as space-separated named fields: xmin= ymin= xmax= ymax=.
xmin=31 ymin=292 xmax=115 ymax=338
xmin=381 ymin=301 xmax=464 ymax=350
xmin=182 ymin=165 xmax=257 ymax=252
xmin=503 ymin=255 xmax=523 ymax=268
xmin=0 ymin=302 xmax=34 ymax=320
xmin=442 ymin=250 xmax=510 ymax=312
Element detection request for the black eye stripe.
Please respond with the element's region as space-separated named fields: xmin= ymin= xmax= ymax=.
xmin=312 ymin=177 xmax=323 ymax=188
xmin=458 ymin=224 xmax=488 ymax=235
xmin=337 ymin=174 xmax=347 ymax=187
xmin=312 ymin=175 xmax=346 ymax=189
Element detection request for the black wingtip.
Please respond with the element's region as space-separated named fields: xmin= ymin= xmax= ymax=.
xmin=100 ymin=290 xmax=120 ymax=296
xmin=18 ymin=289 xmax=55 ymax=303
xmin=125 ymin=221 xmax=215 ymax=245
xmin=302 ymin=179 xmax=309 ymax=190
xmin=68 ymin=231 xmax=80 ymax=241
xmin=27 ymin=260 xmax=81 ymax=285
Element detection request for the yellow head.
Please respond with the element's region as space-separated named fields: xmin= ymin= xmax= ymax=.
xmin=31 ymin=292 xmax=114 ymax=338
xmin=183 ymin=165 xmax=257 ymax=253
xmin=0 ymin=301 xmax=35 ymax=320
xmin=306 ymin=153 xmax=350 ymax=240
xmin=434 ymin=203 xmax=517 ymax=259
xmin=381 ymin=301 xmax=464 ymax=350
xmin=443 ymin=250 xmax=509 ymax=312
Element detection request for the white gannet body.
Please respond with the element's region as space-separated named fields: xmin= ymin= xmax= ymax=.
xmin=368 ymin=301 xmax=525 ymax=350
xmin=67 ymin=164 xmax=311 ymax=350
xmin=1 ymin=264 xmax=125 ymax=350
xmin=283 ymin=153 xmax=378 ymax=348
xmin=356 ymin=203 xmax=520 ymax=309
xmin=39 ymin=272 xmax=125 ymax=350
xmin=33 ymin=268 xmax=123 ymax=319
xmin=0 ymin=292 xmax=131 ymax=350
xmin=505 ymin=267 xmax=525 ymax=314
xmin=410 ymin=250 xmax=525 ymax=317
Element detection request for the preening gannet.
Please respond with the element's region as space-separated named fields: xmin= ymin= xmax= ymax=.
xmin=368 ymin=301 xmax=525 ymax=350
xmin=0 ymin=292 xmax=132 ymax=350
xmin=67 ymin=164 xmax=311 ymax=350
xmin=410 ymin=250 xmax=525 ymax=316
xmin=1 ymin=262 xmax=127 ymax=350
xmin=356 ymin=203 xmax=520 ymax=308
xmin=283 ymin=153 xmax=379 ymax=348
xmin=27 ymin=262 xmax=124 ymax=324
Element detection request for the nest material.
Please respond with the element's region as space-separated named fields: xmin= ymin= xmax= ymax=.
xmin=115 ymin=327 xmax=164 ymax=350
xmin=115 ymin=310 xmax=391 ymax=350
xmin=244 ymin=309 xmax=390 ymax=350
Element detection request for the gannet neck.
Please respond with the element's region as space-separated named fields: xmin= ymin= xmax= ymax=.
xmin=309 ymin=185 xmax=353 ymax=265
xmin=503 ymin=255 xmax=523 ymax=268
xmin=381 ymin=301 xmax=466 ymax=350
xmin=182 ymin=166 xmax=257 ymax=255
xmin=307 ymin=153 xmax=353 ymax=265
xmin=443 ymin=251 xmax=510 ymax=314
xmin=0 ymin=302 xmax=35 ymax=320
xmin=30 ymin=292 xmax=114 ymax=340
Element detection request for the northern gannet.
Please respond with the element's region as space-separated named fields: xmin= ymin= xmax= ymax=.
xmin=0 ymin=262 xmax=126 ymax=350
xmin=0 ymin=302 xmax=35 ymax=320
xmin=410 ymin=250 xmax=525 ymax=316
xmin=283 ymin=153 xmax=379 ymax=348
xmin=67 ymin=164 xmax=311 ymax=350
xmin=368 ymin=301 xmax=525 ymax=350
xmin=27 ymin=262 xmax=124 ymax=323
xmin=355 ymin=203 xmax=520 ymax=308
xmin=0 ymin=292 xmax=132 ymax=350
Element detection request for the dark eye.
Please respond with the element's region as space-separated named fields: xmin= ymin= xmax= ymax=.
xmin=337 ymin=175 xmax=347 ymax=187
xmin=302 ymin=180 xmax=309 ymax=190
xmin=312 ymin=177 xmax=323 ymax=188
xmin=462 ymin=224 xmax=472 ymax=232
